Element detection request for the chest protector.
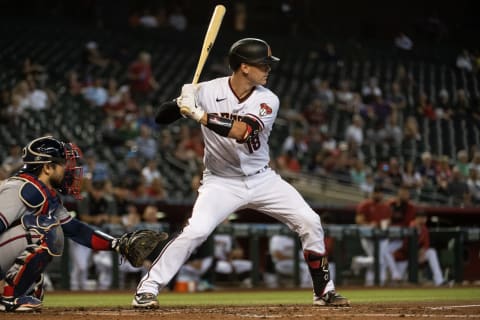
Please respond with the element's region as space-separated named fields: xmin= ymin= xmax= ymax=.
xmin=15 ymin=174 xmax=64 ymax=256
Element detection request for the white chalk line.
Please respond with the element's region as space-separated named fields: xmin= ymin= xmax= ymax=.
xmin=428 ymin=305 xmax=480 ymax=310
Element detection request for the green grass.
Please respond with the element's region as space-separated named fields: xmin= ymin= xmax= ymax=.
xmin=43 ymin=287 xmax=480 ymax=307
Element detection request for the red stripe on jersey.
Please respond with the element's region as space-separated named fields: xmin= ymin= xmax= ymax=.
xmin=91 ymin=233 xmax=111 ymax=250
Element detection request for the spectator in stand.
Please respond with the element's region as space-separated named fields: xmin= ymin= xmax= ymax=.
xmin=302 ymin=98 xmax=328 ymax=127
xmin=21 ymin=57 xmax=48 ymax=86
xmin=467 ymin=167 xmax=480 ymax=205
xmin=1 ymin=144 xmax=23 ymax=175
xmin=350 ymin=158 xmax=367 ymax=187
xmin=393 ymin=211 xmax=445 ymax=286
xmin=5 ymin=94 xmax=25 ymax=126
xmin=282 ymin=127 xmax=309 ymax=161
xmin=120 ymin=151 xmax=144 ymax=193
xmin=453 ymin=89 xmax=470 ymax=119
xmin=112 ymin=181 xmax=134 ymax=219
xmin=345 ymin=114 xmax=364 ymax=147
xmin=138 ymin=9 xmax=159 ymax=28
xmin=26 ymin=78 xmax=52 ymax=111
xmin=104 ymin=84 xmax=138 ymax=129
xmin=168 ymin=5 xmax=188 ymax=31
xmin=401 ymin=160 xmax=423 ymax=195
xmin=142 ymin=158 xmax=162 ymax=187
xmin=336 ymin=80 xmax=354 ymax=112
xmin=82 ymin=149 xmax=112 ymax=194
xmin=373 ymin=163 xmax=395 ymax=193
xmin=232 ymin=2 xmax=248 ymax=32
xmin=276 ymin=150 xmax=301 ymax=174
xmin=470 ymin=151 xmax=480 ymax=174
xmin=394 ymin=64 xmax=415 ymax=98
xmin=403 ymin=116 xmax=421 ymax=141
xmin=447 ymin=166 xmax=472 ymax=206
xmin=12 ymin=80 xmax=31 ymax=109
xmin=456 ymin=49 xmax=473 ymax=72
xmin=355 ymin=185 xmax=401 ymax=286
xmin=382 ymin=111 xmax=403 ymax=151
xmin=66 ymin=70 xmax=84 ymax=98
xmin=362 ymin=77 xmax=382 ymax=104
xmin=402 ymin=116 xmax=421 ymax=162
xmin=311 ymin=78 xmax=335 ymax=106
xmin=330 ymin=142 xmax=352 ymax=184
xmin=436 ymin=155 xmax=452 ymax=181
xmin=174 ymin=125 xmax=204 ymax=169
xmin=360 ymin=172 xmax=375 ymax=197
xmin=83 ymin=77 xmax=108 ymax=108
xmin=386 ymin=157 xmax=403 ymax=188
xmin=436 ymin=89 xmax=453 ymax=120
xmin=137 ymin=104 xmax=159 ymax=131
xmin=416 ymin=91 xmax=435 ymax=120
xmin=388 ymin=82 xmax=407 ymax=113
xmin=82 ymin=41 xmax=109 ymax=76
xmin=320 ymin=42 xmax=340 ymax=63
xmin=371 ymin=94 xmax=392 ymax=137
xmin=158 ymin=128 xmax=176 ymax=155
xmin=418 ymin=151 xmax=437 ymax=189
xmin=456 ymin=149 xmax=470 ymax=178
xmin=394 ymin=32 xmax=413 ymax=52
xmin=128 ymin=51 xmax=159 ymax=104
xmin=134 ymin=124 xmax=158 ymax=161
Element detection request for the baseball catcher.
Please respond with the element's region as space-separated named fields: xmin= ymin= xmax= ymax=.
xmin=0 ymin=136 xmax=168 ymax=312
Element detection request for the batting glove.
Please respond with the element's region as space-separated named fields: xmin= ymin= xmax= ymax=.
xmin=177 ymin=84 xmax=205 ymax=122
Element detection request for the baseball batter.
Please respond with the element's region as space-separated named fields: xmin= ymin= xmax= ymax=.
xmin=133 ymin=38 xmax=349 ymax=308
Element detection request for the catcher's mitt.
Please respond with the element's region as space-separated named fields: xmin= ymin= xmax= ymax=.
xmin=116 ymin=230 xmax=169 ymax=267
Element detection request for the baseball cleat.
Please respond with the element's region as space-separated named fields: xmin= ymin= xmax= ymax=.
xmin=132 ymin=292 xmax=159 ymax=309
xmin=313 ymin=291 xmax=350 ymax=307
xmin=0 ymin=295 xmax=43 ymax=312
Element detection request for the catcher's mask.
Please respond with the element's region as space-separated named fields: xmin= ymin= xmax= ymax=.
xmin=22 ymin=136 xmax=83 ymax=199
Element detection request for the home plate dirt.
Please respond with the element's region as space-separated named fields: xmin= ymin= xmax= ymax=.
xmin=4 ymin=302 xmax=480 ymax=320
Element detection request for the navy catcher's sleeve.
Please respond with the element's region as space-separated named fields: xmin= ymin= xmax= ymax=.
xmin=155 ymin=100 xmax=182 ymax=124
xmin=62 ymin=218 xmax=114 ymax=250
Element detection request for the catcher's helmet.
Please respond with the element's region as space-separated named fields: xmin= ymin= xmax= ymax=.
xmin=22 ymin=136 xmax=83 ymax=198
xmin=228 ymin=38 xmax=280 ymax=70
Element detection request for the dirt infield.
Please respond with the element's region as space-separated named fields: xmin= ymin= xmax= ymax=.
xmin=5 ymin=302 xmax=480 ymax=320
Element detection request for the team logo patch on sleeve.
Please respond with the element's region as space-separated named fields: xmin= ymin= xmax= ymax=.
xmin=259 ymin=103 xmax=272 ymax=116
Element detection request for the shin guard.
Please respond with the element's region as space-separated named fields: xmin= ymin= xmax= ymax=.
xmin=304 ymin=250 xmax=330 ymax=297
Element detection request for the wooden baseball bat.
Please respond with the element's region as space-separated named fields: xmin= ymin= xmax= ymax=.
xmin=192 ymin=4 xmax=226 ymax=84
xmin=180 ymin=4 xmax=226 ymax=115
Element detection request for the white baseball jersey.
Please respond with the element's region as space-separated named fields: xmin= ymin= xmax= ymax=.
xmin=196 ymin=76 xmax=279 ymax=177
xmin=136 ymin=76 xmax=335 ymax=296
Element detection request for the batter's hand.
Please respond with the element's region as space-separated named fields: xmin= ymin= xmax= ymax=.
xmin=177 ymin=84 xmax=205 ymax=122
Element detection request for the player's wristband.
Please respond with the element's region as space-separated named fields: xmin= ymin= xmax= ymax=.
xmin=206 ymin=113 xmax=233 ymax=137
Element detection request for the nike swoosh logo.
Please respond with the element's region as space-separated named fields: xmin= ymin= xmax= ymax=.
xmin=216 ymin=97 xmax=227 ymax=102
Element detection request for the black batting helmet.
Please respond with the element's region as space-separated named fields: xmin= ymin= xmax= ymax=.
xmin=21 ymin=136 xmax=83 ymax=198
xmin=228 ymin=38 xmax=280 ymax=70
